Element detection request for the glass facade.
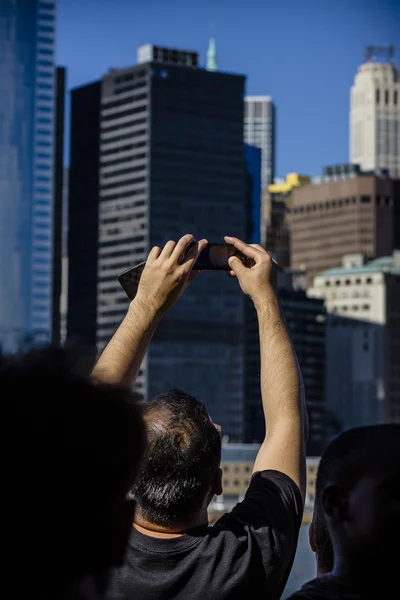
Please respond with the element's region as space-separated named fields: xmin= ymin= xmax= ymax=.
xmin=0 ymin=0 xmax=56 ymax=352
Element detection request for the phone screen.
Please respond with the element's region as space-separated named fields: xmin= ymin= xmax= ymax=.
xmin=118 ymin=262 xmax=146 ymax=300
xmin=194 ymin=244 xmax=246 ymax=270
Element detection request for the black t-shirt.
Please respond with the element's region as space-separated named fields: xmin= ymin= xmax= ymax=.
xmin=107 ymin=470 xmax=303 ymax=600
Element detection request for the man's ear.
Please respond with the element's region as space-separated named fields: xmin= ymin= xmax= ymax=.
xmin=322 ymin=484 xmax=348 ymax=523
xmin=309 ymin=520 xmax=317 ymax=553
xmin=211 ymin=467 xmax=223 ymax=496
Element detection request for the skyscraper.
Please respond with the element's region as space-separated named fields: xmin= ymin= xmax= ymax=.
xmin=244 ymin=96 xmax=275 ymax=189
xmin=350 ymin=45 xmax=400 ymax=178
xmin=0 ymin=0 xmax=57 ymax=352
xmin=68 ymin=45 xmax=248 ymax=439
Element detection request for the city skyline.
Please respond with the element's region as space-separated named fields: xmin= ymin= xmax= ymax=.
xmin=57 ymin=0 xmax=399 ymax=178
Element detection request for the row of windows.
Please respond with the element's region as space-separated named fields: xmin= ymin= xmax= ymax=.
xmin=102 ymin=165 xmax=146 ymax=180
xmin=325 ymin=277 xmax=374 ymax=287
xmin=101 ymin=176 xmax=146 ymax=190
xmin=101 ymin=141 xmax=147 ymax=156
xmin=98 ymin=235 xmax=145 ymax=248
xmin=101 ymin=118 xmax=147 ymax=134
xmin=332 ymin=304 xmax=370 ymax=313
xmin=101 ymin=190 xmax=146 ymax=202
xmin=102 ymin=94 xmax=147 ymax=112
xmin=101 ymin=212 xmax=145 ymax=225
xmin=114 ymin=80 xmax=147 ymax=95
xmin=376 ymin=88 xmax=398 ymax=105
xmin=114 ymin=71 xmax=147 ymax=85
xmin=100 ymin=153 xmax=147 ymax=168
xmin=289 ymin=196 xmax=377 ymax=214
xmin=102 ymin=104 xmax=147 ymax=123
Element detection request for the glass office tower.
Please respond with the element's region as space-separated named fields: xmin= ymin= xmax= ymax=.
xmin=0 ymin=0 xmax=57 ymax=352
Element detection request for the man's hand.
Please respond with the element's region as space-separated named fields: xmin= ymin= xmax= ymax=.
xmin=224 ymin=236 xmax=277 ymax=309
xmin=135 ymin=235 xmax=208 ymax=317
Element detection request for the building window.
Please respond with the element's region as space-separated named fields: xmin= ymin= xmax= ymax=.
xmin=355 ymin=278 xmax=361 ymax=284
xmin=345 ymin=279 xmax=351 ymax=286
xmin=325 ymin=281 xmax=331 ymax=287
xmin=335 ymin=280 xmax=341 ymax=286
xmin=360 ymin=196 xmax=371 ymax=203
xmin=362 ymin=304 xmax=370 ymax=311
xmin=363 ymin=343 xmax=369 ymax=352
xmin=234 ymin=479 xmax=240 ymax=487
xmin=385 ymin=89 xmax=389 ymax=105
xmin=395 ymin=90 xmax=398 ymax=105
xmin=376 ymin=89 xmax=380 ymax=104
xmin=353 ymin=305 xmax=359 ymax=311
xmin=342 ymin=305 xmax=348 ymax=311
xmin=366 ymin=278 xmax=372 ymax=284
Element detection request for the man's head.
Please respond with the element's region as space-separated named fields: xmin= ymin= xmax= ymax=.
xmin=3 ymin=347 xmax=146 ymax=588
xmin=133 ymin=390 xmax=222 ymax=529
xmin=317 ymin=425 xmax=400 ymax=578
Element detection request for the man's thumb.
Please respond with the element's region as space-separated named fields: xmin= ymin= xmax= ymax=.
xmin=228 ymin=256 xmax=245 ymax=276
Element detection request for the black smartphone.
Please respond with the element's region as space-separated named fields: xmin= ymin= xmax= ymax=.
xmin=118 ymin=244 xmax=248 ymax=300
xmin=194 ymin=243 xmax=247 ymax=270
xmin=118 ymin=262 xmax=146 ymax=301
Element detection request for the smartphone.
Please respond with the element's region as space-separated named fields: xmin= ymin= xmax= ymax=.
xmin=194 ymin=243 xmax=247 ymax=270
xmin=118 ymin=244 xmax=248 ymax=300
xmin=118 ymin=262 xmax=146 ymax=301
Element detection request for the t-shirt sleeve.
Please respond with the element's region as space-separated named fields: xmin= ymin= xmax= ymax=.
xmin=213 ymin=470 xmax=303 ymax=594
xmin=219 ymin=470 xmax=303 ymax=534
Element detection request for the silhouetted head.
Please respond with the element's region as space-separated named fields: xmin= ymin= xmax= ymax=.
xmin=3 ymin=347 xmax=146 ymax=592
xmin=317 ymin=425 xmax=400 ymax=583
xmin=133 ymin=390 xmax=222 ymax=529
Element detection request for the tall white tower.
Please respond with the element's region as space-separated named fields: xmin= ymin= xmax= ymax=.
xmin=350 ymin=45 xmax=400 ymax=178
xmin=244 ymin=96 xmax=275 ymax=189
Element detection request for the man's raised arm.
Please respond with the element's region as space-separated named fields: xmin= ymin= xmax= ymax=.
xmin=225 ymin=236 xmax=308 ymax=503
xmin=92 ymin=235 xmax=207 ymax=388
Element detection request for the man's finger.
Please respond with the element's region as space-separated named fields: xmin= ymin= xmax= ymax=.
xmin=228 ymin=255 xmax=246 ymax=277
xmin=160 ymin=240 xmax=177 ymax=259
xmin=225 ymin=270 xmax=237 ymax=278
xmin=148 ymin=246 xmax=162 ymax=261
xmin=249 ymin=243 xmax=265 ymax=253
xmin=170 ymin=234 xmax=195 ymax=263
xmin=182 ymin=239 xmax=208 ymax=270
xmin=224 ymin=236 xmax=260 ymax=261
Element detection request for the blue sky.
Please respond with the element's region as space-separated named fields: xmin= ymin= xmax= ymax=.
xmin=57 ymin=0 xmax=400 ymax=179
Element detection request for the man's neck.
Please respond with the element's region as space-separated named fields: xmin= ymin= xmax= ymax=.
xmin=133 ymin=511 xmax=208 ymax=538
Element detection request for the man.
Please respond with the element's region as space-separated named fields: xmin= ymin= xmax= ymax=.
xmin=287 ymin=425 xmax=400 ymax=599
xmin=3 ymin=346 xmax=146 ymax=599
xmin=94 ymin=234 xmax=308 ymax=600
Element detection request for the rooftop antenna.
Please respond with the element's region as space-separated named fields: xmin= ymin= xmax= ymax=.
xmin=365 ymin=45 xmax=395 ymax=64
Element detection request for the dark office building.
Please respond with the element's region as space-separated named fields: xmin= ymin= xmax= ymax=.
xmin=68 ymin=45 xmax=247 ymax=439
xmin=67 ymin=81 xmax=101 ymax=353
xmin=51 ymin=66 xmax=66 ymax=345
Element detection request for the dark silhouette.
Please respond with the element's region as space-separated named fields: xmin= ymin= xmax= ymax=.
xmin=288 ymin=424 xmax=400 ymax=599
xmin=3 ymin=347 xmax=146 ymax=599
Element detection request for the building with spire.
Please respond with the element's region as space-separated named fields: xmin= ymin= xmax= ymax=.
xmin=350 ymin=45 xmax=400 ymax=178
